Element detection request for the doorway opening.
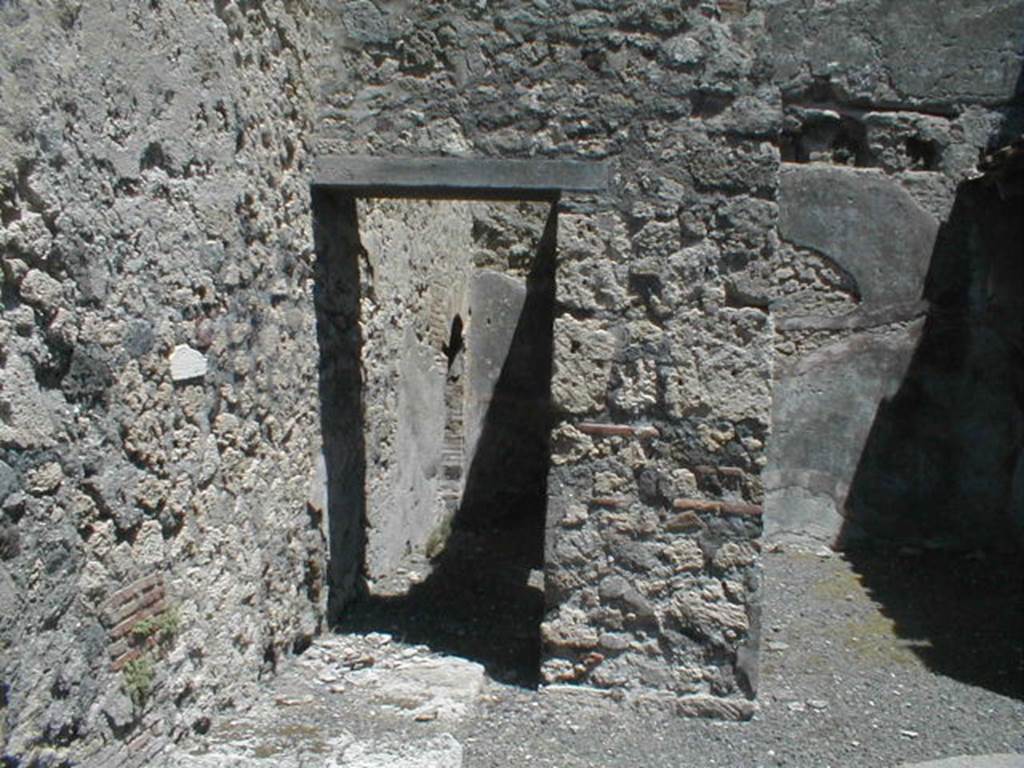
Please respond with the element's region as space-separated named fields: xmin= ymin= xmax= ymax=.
xmin=313 ymin=193 xmax=557 ymax=685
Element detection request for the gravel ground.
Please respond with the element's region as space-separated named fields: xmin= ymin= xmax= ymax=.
xmin=178 ymin=546 xmax=1023 ymax=768
xmin=453 ymin=547 xmax=1023 ymax=767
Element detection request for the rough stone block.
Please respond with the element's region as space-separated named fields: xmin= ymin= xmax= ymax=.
xmin=313 ymin=156 xmax=609 ymax=201
xmin=675 ymin=694 xmax=756 ymax=721
xmin=551 ymin=317 xmax=617 ymax=415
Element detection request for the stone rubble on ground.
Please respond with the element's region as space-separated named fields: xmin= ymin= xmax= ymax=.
xmin=169 ymin=632 xmax=482 ymax=767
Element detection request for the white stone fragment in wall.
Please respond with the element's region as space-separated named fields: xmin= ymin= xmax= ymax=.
xmin=169 ymin=344 xmax=207 ymax=381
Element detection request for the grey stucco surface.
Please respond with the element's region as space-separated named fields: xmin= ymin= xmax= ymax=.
xmin=778 ymin=166 xmax=938 ymax=312
xmin=765 ymin=322 xmax=923 ymax=545
xmin=764 ymin=0 xmax=1024 ymax=550
xmin=464 ymin=269 xmax=529 ymax=472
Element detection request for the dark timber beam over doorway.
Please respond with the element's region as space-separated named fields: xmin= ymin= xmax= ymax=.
xmin=312 ymin=156 xmax=609 ymax=201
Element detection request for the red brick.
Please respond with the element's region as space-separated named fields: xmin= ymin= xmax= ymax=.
xmin=672 ymin=498 xmax=721 ymax=513
xmin=104 ymin=584 xmax=165 ymax=627
xmin=719 ymin=501 xmax=763 ymax=517
xmin=590 ymin=496 xmax=630 ymax=508
xmin=577 ymin=423 xmax=635 ymax=437
xmin=109 ymin=633 xmax=159 ymax=661
xmin=102 ymin=574 xmax=162 ymax=619
xmin=111 ymin=648 xmax=144 ymax=672
xmin=110 ymin=598 xmax=167 ymax=641
xmin=108 ymin=638 xmax=130 ymax=659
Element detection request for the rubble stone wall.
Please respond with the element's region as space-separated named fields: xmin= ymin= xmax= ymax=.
xmin=0 ymin=1 xmax=331 ymax=763
xmin=318 ymin=0 xmax=782 ymax=717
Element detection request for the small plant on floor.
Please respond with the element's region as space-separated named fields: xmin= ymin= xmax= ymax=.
xmin=425 ymin=512 xmax=454 ymax=560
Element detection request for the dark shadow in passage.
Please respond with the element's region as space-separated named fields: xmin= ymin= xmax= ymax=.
xmin=839 ymin=159 xmax=1024 ymax=699
xmin=312 ymin=190 xmax=369 ymax=623
xmin=337 ymin=204 xmax=558 ymax=687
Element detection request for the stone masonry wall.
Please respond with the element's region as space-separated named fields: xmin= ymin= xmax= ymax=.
xmin=760 ymin=0 xmax=1024 ymax=550
xmin=0 ymin=2 xmax=331 ymax=764
xmin=318 ymin=0 xmax=779 ymax=717
xmin=4 ymin=0 xmax=1019 ymax=759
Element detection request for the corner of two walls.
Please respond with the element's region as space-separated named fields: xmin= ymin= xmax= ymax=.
xmin=3 ymin=0 xmax=1019 ymax=762
xmin=761 ymin=0 xmax=1024 ymax=553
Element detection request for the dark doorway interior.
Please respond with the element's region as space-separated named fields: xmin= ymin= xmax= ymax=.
xmin=318 ymin=199 xmax=558 ymax=686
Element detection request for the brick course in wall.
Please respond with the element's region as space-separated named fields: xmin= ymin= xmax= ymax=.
xmin=102 ymin=574 xmax=168 ymax=671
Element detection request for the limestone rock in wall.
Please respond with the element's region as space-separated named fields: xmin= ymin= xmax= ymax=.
xmin=551 ymin=317 xmax=618 ymax=416
xmin=169 ymin=345 xmax=208 ymax=382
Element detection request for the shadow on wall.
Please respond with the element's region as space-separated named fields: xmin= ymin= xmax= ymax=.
xmin=336 ymin=205 xmax=558 ymax=687
xmin=312 ymin=190 xmax=369 ymax=622
xmin=838 ymin=160 xmax=1024 ymax=699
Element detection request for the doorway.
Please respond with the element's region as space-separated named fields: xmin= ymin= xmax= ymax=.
xmin=312 ymin=192 xmax=558 ymax=685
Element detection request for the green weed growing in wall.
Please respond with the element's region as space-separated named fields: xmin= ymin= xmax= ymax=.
xmin=122 ymin=605 xmax=183 ymax=708
xmin=425 ymin=512 xmax=454 ymax=560
xmin=121 ymin=655 xmax=155 ymax=707
xmin=131 ymin=605 xmax=181 ymax=646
